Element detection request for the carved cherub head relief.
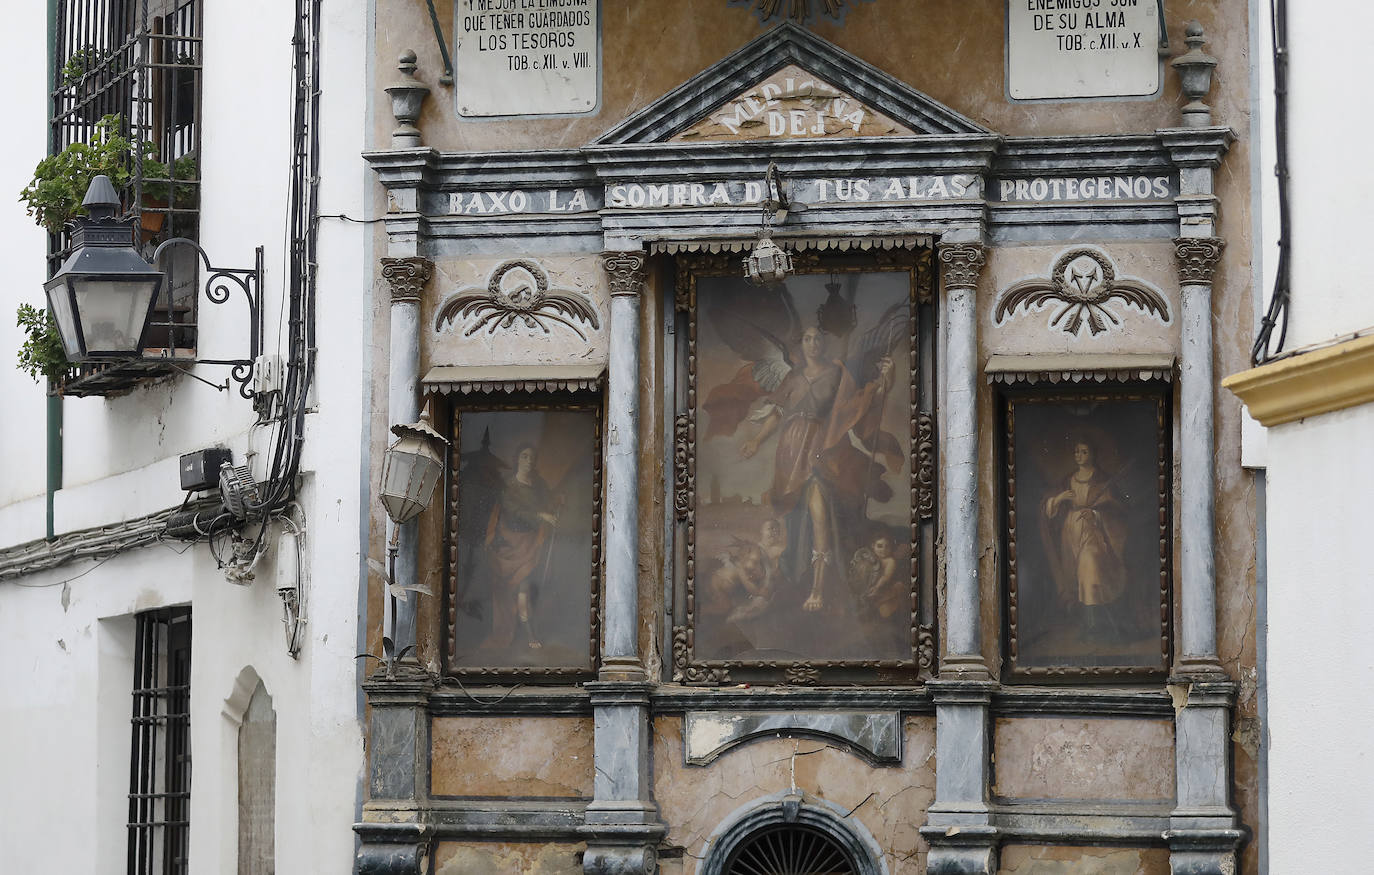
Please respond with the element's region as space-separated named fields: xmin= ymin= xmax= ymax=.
xmin=995 ymin=247 xmax=1170 ymax=337
xmin=435 ymin=259 xmax=601 ymax=341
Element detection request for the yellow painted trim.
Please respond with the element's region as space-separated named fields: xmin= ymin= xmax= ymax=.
xmin=1222 ymin=334 xmax=1374 ymax=426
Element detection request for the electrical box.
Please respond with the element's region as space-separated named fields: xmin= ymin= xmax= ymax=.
xmin=180 ymin=447 xmax=234 ymax=492
xmin=253 ymin=353 xmax=284 ymax=397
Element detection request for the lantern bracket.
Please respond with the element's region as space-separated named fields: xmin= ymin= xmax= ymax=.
xmin=147 ymin=236 xmax=264 ymax=401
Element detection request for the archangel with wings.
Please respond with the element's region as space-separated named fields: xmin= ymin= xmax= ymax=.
xmin=697 ymin=274 xmax=909 ymax=657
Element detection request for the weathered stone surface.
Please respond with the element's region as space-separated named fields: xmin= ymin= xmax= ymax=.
xmin=433 ymin=841 xmax=585 ymax=875
xmin=653 ymin=714 xmax=935 ymax=871
xmin=431 ymin=716 xmax=594 ymax=798
xmin=993 ymin=717 xmax=1174 ymax=801
xmin=999 ymin=845 xmax=1171 ymax=874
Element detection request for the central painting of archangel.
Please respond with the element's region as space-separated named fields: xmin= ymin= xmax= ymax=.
xmin=690 ymin=269 xmax=917 ymax=665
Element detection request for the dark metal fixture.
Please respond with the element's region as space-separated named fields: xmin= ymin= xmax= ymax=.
xmin=44 ymin=175 xmax=262 ymax=398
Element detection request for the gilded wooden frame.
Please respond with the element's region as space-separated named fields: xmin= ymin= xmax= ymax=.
xmin=443 ymin=394 xmax=603 ymax=679
xmin=1000 ymin=385 xmax=1172 ymax=681
xmin=671 ymin=249 xmax=937 ymax=686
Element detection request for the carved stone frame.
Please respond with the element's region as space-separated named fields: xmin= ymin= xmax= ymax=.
xmin=998 ymin=383 xmax=1173 ymax=682
xmin=442 ymin=392 xmax=604 ymax=680
xmin=670 ymin=249 xmax=937 ymax=686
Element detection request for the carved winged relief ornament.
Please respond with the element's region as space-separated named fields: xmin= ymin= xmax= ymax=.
xmin=995 ymin=248 xmax=1170 ymax=337
xmin=435 ymin=259 xmax=601 ymax=341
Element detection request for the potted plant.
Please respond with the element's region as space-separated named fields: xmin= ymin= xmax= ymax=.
xmin=18 ymin=114 xmax=142 ymax=234
xmin=15 ymin=303 xmax=72 ymax=391
xmin=138 ymin=150 xmax=198 ymax=238
xmin=17 ymin=113 xmax=187 ymax=238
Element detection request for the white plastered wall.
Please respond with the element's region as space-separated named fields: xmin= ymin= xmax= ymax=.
xmin=1260 ymin=3 xmax=1374 ymax=871
xmin=0 ymin=0 xmax=372 ymax=872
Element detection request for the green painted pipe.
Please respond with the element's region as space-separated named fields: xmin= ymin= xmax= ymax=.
xmin=45 ymin=0 xmax=61 ymax=541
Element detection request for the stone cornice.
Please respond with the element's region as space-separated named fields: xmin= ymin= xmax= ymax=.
xmin=1157 ymin=126 xmax=1236 ymax=167
xmin=1223 ymin=333 xmax=1374 ymax=426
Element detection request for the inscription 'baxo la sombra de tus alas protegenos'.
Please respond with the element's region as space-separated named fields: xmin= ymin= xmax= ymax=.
xmin=443 ymin=173 xmax=1174 ymax=216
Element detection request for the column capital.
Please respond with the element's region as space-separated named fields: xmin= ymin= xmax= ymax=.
xmin=380 ymin=256 xmax=433 ymax=304
xmin=602 ymin=251 xmax=648 ymax=298
xmin=937 ymin=242 xmax=987 ymax=292
xmin=1174 ymin=237 xmax=1225 ymax=285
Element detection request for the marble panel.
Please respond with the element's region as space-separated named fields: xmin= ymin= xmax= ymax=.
xmin=431 ymin=716 xmax=594 ymax=798
xmin=993 ymin=717 xmax=1174 ymax=802
xmin=683 ymin=710 xmax=902 ymax=765
xmin=999 ymin=845 xmax=1170 ymax=874
xmin=433 ymin=841 xmax=585 ymax=875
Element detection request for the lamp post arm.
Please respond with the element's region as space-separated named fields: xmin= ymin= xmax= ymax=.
xmin=148 ymin=238 xmax=264 ymax=400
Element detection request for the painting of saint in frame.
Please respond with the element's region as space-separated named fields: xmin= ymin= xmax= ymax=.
xmin=1002 ymin=390 xmax=1171 ymax=679
xmin=448 ymin=404 xmax=600 ymax=676
xmin=690 ymin=269 xmax=918 ymax=667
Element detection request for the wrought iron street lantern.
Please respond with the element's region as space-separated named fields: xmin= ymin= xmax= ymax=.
xmin=44 ymin=175 xmax=164 ymax=360
xmin=41 ymin=175 xmax=264 ymax=397
xmin=378 ymin=411 xmax=448 ymax=524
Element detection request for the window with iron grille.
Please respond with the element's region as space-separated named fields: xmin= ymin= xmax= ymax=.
xmin=51 ymin=0 xmax=202 ymax=374
xmin=127 ymin=607 xmax=192 ymax=875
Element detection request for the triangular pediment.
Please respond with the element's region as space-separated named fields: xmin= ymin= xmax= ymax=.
xmin=596 ymin=22 xmax=990 ymax=145
xmin=671 ymin=63 xmax=916 ymax=142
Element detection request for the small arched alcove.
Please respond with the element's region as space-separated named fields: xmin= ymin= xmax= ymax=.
xmin=700 ymin=792 xmax=887 ymax=875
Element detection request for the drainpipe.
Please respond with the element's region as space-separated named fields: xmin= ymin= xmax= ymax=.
xmin=45 ymin=0 xmax=61 ymax=541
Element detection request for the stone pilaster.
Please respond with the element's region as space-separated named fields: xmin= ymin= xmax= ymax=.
xmin=581 ymin=251 xmax=663 ymax=875
xmin=921 ymin=238 xmax=997 ymax=875
xmin=380 ymin=256 xmax=434 ymax=663
xmin=355 ymin=677 xmax=436 ymax=874
xmin=921 ymin=680 xmax=998 ymax=875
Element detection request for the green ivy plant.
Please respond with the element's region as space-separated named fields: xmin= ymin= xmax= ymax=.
xmin=15 ymin=304 xmax=71 ymax=385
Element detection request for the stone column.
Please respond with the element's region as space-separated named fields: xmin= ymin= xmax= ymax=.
xmin=922 ymin=239 xmax=998 ymax=875
xmin=1173 ymin=237 xmax=1225 ymax=676
xmin=937 ymin=240 xmax=988 ymax=677
xmin=1165 ymin=238 xmax=1242 ymax=874
xmin=380 ymin=256 xmax=433 ymax=660
xmin=581 ymin=251 xmax=662 ymax=875
xmin=598 ymin=250 xmax=648 ymax=682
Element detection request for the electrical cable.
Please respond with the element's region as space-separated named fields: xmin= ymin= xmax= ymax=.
xmin=1251 ymin=0 xmax=1290 ymax=366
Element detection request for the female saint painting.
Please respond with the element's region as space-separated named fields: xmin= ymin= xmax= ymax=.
xmin=449 ymin=407 xmax=598 ymax=674
xmin=1003 ymin=392 xmax=1170 ymax=678
xmin=692 ymin=270 xmax=915 ymax=664
xmin=1041 ymin=437 xmax=1128 ymax=638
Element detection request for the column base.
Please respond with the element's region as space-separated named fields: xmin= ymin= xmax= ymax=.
xmin=1173 ymin=657 xmax=1230 ymax=680
xmin=356 ymin=843 xmax=427 ymax=875
xmin=938 ymin=655 xmax=991 ymax=680
xmin=921 ymin=825 xmax=999 ymax=875
xmin=354 ymin=823 xmax=431 ymax=875
xmin=598 ymin=656 xmax=648 ymax=683
xmin=1165 ymin=828 xmax=1246 ymax=875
